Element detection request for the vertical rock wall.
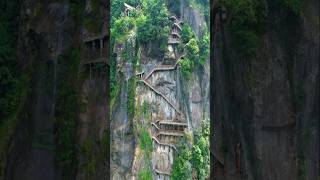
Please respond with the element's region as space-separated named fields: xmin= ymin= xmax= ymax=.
xmin=212 ymin=0 xmax=319 ymax=179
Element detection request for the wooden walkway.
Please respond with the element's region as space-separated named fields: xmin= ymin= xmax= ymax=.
xmin=144 ymin=60 xmax=180 ymax=80
xmin=156 ymin=130 xmax=184 ymax=137
xmin=136 ymin=14 xmax=188 ymax=177
xmin=152 ymin=136 xmax=177 ymax=151
xmin=81 ymin=57 xmax=108 ymax=65
xmin=138 ymin=80 xmax=181 ymax=115
xmin=168 ymin=38 xmax=179 ymax=44
xmin=154 ymin=168 xmax=171 ymax=176
xmin=158 ymin=120 xmax=187 ymax=126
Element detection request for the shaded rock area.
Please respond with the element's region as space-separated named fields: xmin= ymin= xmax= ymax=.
xmin=111 ymin=80 xmax=136 ymax=180
xmin=211 ymin=0 xmax=319 ymax=179
xmin=5 ymin=2 xmax=72 ymax=180
xmin=5 ymin=0 xmax=109 ymax=179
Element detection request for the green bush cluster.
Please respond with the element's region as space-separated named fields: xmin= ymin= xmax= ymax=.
xmin=199 ymin=31 xmax=209 ymax=65
xmin=179 ymin=24 xmax=201 ymax=81
xmin=136 ymin=0 xmax=170 ymax=52
xmin=138 ymin=169 xmax=153 ymax=180
xmin=139 ymin=128 xmax=152 ymax=157
xmin=181 ymin=24 xmax=195 ymax=44
xmin=142 ymin=100 xmax=149 ymax=116
xmin=179 ymin=58 xmax=194 ymax=80
xmin=172 ymin=121 xmax=210 ymax=180
xmin=127 ymin=77 xmax=136 ymax=119
xmin=171 ymin=145 xmax=193 ymax=180
xmin=111 ymin=16 xmax=135 ymax=44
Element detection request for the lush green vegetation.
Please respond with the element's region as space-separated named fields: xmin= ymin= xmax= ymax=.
xmin=111 ymin=16 xmax=135 ymax=44
xmin=136 ymin=0 xmax=170 ymax=53
xmin=138 ymin=169 xmax=153 ymax=180
xmin=199 ymin=31 xmax=210 ymax=65
xmin=139 ymin=128 xmax=153 ymax=156
xmin=171 ymin=144 xmax=193 ymax=180
xmin=137 ymin=127 xmax=153 ymax=180
xmin=179 ymin=58 xmax=194 ymax=80
xmin=181 ymin=24 xmax=195 ymax=44
xmin=172 ymin=121 xmax=210 ymax=180
xmin=127 ymin=77 xmax=136 ymax=119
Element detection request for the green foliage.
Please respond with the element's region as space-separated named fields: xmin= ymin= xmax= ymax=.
xmin=110 ymin=44 xmax=118 ymax=103
xmin=136 ymin=0 xmax=170 ymax=46
xmin=111 ymin=16 xmax=135 ymax=44
xmin=171 ymin=145 xmax=193 ymax=180
xmin=142 ymin=100 xmax=149 ymax=116
xmin=127 ymin=77 xmax=136 ymax=119
xmin=191 ymin=120 xmax=210 ymax=179
xmin=181 ymin=24 xmax=195 ymax=44
xmin=179 ymin=58 xmax=194 ymax=81
xmin=199 ymin=32 xmax=209 ymax=65
xmin=192 ymin=137 xmax=209 ymax=179
xmin=172 ymin=121 xmax=210 ymax=180
xmin=139 ymin=129 xmax=152 ymax=157
xmin=186 ymin=38 xmax=200 ymax=61
xmin=138 ymin=169 xmax=153 ymax=180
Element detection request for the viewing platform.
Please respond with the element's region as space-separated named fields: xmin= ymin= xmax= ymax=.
xmin=82 ymin=32 xmax=108 ymax=66
xmin=152 ymin=136 xmax=177 ymax=151
xmin=156 ymin=130 xmax=185 ymax=137
xmin=168 ymin=37 xmax=179 ymax=44
xmin=154 ymin=168 xmax=171 ymax=176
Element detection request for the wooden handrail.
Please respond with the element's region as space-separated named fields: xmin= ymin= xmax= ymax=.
xmin=138 ymin=80 xmax=181 ymax=114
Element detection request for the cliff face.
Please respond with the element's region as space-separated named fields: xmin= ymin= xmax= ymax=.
xmin=4 ymin=0 xmax=108 ymax=179
xmin=212 ymin=0 xmax=319 ymax=179
xmin=5 ymin=2 xmax=76 ymax=179
xmin=110 ymin=1 xmax=209 ymax=179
